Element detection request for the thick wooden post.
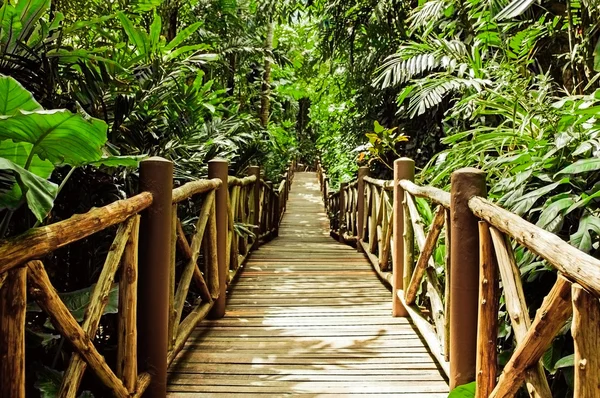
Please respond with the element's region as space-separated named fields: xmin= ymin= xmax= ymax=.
xmin=209 ymin=159 xmax=229 ymax=319
xmin=392 ymin=158 xmax=414 ymax=317
xmin=475 ymin=222 xmax=499 ymax=398
xmin=449 ymin=167 xmax=486 ymax=389
xmin=323 ymin=177 xmax=329 ymax=205
xmin=138 ymin=157 xmax=173 ymax=398
xmin=339 ymin=182 xmax=347 ymax=242
xmin=357 ymin=166 xmax=369 ymax=249
xmin=248 ymin=166 xmax=260 ymax=251
xmin=572 ymin=284 xmax=600 ymax=398
xmin=0 ymin=267 xmax=27 ymax=398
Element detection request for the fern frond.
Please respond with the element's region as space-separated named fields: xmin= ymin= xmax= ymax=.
xmin=408 ymin=0 xmax=447 ymax=33
xmin=405 ymin=75 xmax=491 ymax=117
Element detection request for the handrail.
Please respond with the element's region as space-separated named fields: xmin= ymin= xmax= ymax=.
xmin=0 ymin=158 xmax=295 ymax=398
xmin=317 ymin=157 xmax=600 ymax=396
xmin=399 ymin=179 xmax=450 ymax=208
xmin=469 ymin=196 xmax=600 ymax=297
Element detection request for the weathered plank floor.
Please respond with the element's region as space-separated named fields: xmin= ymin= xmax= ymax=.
xmin=167 ymin=172 xmax=448 ymax=397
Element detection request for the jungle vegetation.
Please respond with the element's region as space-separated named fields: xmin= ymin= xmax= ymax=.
xmin=0 ymin=0 xmax=598 ymax=396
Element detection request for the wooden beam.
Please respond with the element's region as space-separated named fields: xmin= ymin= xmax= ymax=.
xmin=27 ymin=261 xmax=129 ymax=398
xmin=489 ymin=227 xmax=552 ymax=397
xmin=489 ymin=276 xmax=572 ymax=398
xmin=0 ymin=192 xmax=152 ymax=275
xmin=0 ymin=266 xmax=27 ymax=398
xmin=572 ymin=284 xmax=600 ymax=398
xmin=470 ymin=196 xmax=600 ymax=298
xmin=475 ymin=222 xmax=499 ymax=398
xmin=404 ymin=205 xmax=445 ymax=304
xmin=60 ymin=217 xmax=136 ymax=397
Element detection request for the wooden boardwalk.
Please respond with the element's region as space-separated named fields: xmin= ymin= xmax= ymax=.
xmin=167 ymin=172 xmax=449 ymax=397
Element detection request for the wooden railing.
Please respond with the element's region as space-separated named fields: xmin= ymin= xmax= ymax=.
xmin=0 ymin=157 xmax=294 ymax=398
xmin=318 ymin=158 xmax=600 ymax=397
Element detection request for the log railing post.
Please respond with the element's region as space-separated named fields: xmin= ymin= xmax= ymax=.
xmin=339 ymin=182 xmax=347 ymax=242
xmin=572 ymin=284 xmax=600 ymax=397
xmin=0 ymin=266 xmax=27 ymax=398
xmin=392 ymin=158 xmax=414 ymax=317
xmin=208 ymin=159 xmax=229 ymax=319
xmin=248 ymin=166 xmax=260 ymax=251
xmin=137 ymin=157 xmax=173 ymax=398
xmin=357 ymin=166 xmax=369 ymax=251
xmin=449 ymin=167 xmax=487 ymax=389
xmin=475 ymin=222 xmax=499 ymax=398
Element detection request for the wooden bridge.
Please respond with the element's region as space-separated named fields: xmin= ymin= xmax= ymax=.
xmin=1 ymin=157 xmax=600 ymax=398
xmin=167 ymin=172 xmax=448 ymax=396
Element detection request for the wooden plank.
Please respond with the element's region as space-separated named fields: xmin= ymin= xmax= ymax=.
xmin=167 ymin=172 xmax=448 ymax=397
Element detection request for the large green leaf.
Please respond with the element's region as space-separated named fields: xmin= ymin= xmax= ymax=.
xmin=0 ymin=157 xmax=57 ymax=220
xmin=15 ymin=0 xmax=50 ymax=44
xmin=28 ymin=283 xmax=119 ymax=327
xmin=570 ymin=212 xmax=600 ymax=252
xmin=165 ymin=21 xmax=204 ymax=51
xmin=117 ymin=12 xmax=149 ymax=56
xmin=555 ymin=159 xmax=600 ymax=176
xmin=0 ymin=140 xmax=53 ymax=209
xmin=448 ymin=382 xmax=476 ymax=398
xmin=89 ymin=154 xmax=147 ymax=167
xmin=0 ymin=109 xmax=107 ymax=166
xmin=0 ymin=75 xmax=42 ymax=114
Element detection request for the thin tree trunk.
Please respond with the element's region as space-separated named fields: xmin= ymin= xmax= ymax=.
xmin=260 ymin=20 xmax=274 ymax=128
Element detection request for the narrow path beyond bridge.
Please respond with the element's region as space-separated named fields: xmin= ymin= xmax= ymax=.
xmin=167 ymin=172 xmax=449 ymax=397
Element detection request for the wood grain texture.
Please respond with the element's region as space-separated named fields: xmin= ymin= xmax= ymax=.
xmin=167 ymin=173 xmax=448 ymax=396
xmin=572 ymin=284 xmax=600 ymax=398
xmin=0 ymin=266 xmax=26 ymax=398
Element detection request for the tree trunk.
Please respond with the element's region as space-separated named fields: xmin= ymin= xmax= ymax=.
xmin=260 ymin=20 xmax=274 ymax=128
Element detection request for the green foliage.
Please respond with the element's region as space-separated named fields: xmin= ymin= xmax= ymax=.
xmin=448 ymin=382 xmax=476 ymax=398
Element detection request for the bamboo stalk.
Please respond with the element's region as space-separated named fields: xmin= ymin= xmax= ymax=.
xmin=475 ymin=222 xmax=499 ymax=398
xmin=489 ymin=227 xmax=552 ymax=398
xmin=117 ymin=215 xmax=140 ymax=393
xmin=572 ymin=284 xmax=600 ymax=398
xmin=0 ymin=266 xmax=27 ymax=398
xmin=405 ymin=204 xmax=445 ymax=304
xmin=172 ymin=191 xmax=214 ymax=341
xmin=0 ymin=192 xmax=152 ymax=275
xmin=489 ymin=276 xmax=572 ymax=398
xmin=60 ymin=217 xmax=136 ymax=397
xmin=27 ymin=261 xmax=129 ymax=398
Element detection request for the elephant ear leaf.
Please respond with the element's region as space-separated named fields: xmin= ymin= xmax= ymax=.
xmin=0 ymin=75 xmax=42 ymax=114
xmin=0 ymin=109 xmax=108 ymax=166
xmin=0 ymin=75 xmax=108 ymax=166
xmin=0 ymin=157 xmax=57 ymax=221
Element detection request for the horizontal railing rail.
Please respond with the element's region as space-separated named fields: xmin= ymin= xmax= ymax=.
xmin=317 ymin=157 xmax=600 ymax=397
xmin=0 ymin=157 xmax=295 ymax=398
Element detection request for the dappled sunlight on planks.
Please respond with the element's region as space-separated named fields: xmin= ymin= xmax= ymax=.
xmin=167 ymin=172 xmax=448 ymax=396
